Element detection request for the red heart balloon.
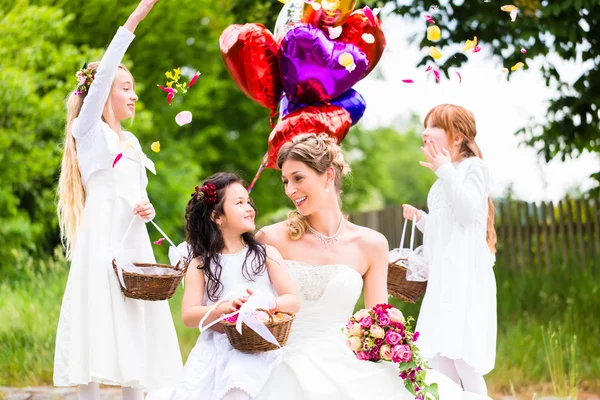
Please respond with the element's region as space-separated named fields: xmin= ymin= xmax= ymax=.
xmin=266 ymin=104 xmax=352 ymax=169
xmin=220 ymin=24 xmax=282 ymax=112
xmin=338 ymin=9 xmax=386 ymax=77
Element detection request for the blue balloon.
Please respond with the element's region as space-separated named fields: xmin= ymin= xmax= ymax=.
xmin=280 ymin=89 xmax=366 ymax=125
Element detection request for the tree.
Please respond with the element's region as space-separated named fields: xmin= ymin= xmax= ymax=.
xmin=393 ymin=0 xmax=600 ymax=193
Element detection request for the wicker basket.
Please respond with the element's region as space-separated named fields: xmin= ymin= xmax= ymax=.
xmin=112 ymin=260 xmax=187 ymax=301
xmin=387 ymin=258 xmax=427 ymax=303
xmin=221 ymin=308 xmax=295 ymax=353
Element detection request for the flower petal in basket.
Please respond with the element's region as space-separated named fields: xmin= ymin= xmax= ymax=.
xmin=236 ymin=293 xmax=280 ymax=346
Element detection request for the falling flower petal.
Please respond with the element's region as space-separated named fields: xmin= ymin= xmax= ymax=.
xmin=362 ymin=33 xmax=375 ymax=44
xmin=372 ymin=7 xmax=381 ymax=16
xmin=158 ymin=85 xmax=177 ymax=94
xmin=462 ymin=36 xmax=478 ymax=52
xmin=473 ymin=45 xmax=482 ymax=53
xmin=364 ymin=6 xmax=377 ymax=26
xmin=433 ymin=69 xmax=441 ymax=82
xmin=427 ymin=25 xmax=441 ymax=41
xmin=521 ymin=48 xmax=527 ymax=54
xmin=501 ymin=67 xmax=509 ymax=73
xmin=278 ymin=0 xmax=290 ymax=3
xmin=188 ymin=71 xmax=201 ymax=88
xmin=510 ymin=9 xmax=518 ymax=21
xmin=511 ymin=62 xmax=525 ymax=71
xmin=151 ymin=141 xmax=161 ymax=153
xmin=455 ymin=71 xmax=462 ymax=83
xmin=425 ymin=65 xmax=433 ymax=72
xmin=167 ymin=92 xmax=175 ymax=105
xmin=112 ymin=153 xmax=123 ymax=168
xmin=153 ymin=238 xmax=165 ymax=245
xmin=339 ymin=52 xmax=354 ymax=67
xmin=425 ymin=15 xmax=435 ymax=23
xmin=429 ymin=46 xmax=443 ymax=59
xmin=310 ymin=2 xmax=321 ymax=11
xmin=175 ymin=111 xmax=193 ymax=126
xmin=328 ymin=26 xmax=343 ymax=40
xmin=402 ymin=79 xmax=414 ymax=83
xmin=501 ymin=5 xmax=518 ymax=11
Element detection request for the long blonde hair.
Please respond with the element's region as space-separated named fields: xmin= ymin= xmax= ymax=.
xmin=57 ymin=62 xmax=133 ymax=259
xmin=276 ymin=133 xmax=351 ymax=240
xmin=424 ymin=104 xmax=497 ymax=253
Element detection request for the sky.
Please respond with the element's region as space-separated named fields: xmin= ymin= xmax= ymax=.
xmin=353 ymin=9 xmax=599 ymax=203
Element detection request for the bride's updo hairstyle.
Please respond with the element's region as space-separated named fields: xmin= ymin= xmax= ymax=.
xmin=277 ymin=133 xmax=351 ymax=240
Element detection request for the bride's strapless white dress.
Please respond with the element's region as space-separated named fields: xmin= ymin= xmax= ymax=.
xmin=255 ymin=261 xmax=491 ymax=400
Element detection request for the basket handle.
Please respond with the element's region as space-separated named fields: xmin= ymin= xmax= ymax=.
xmin=255 ymin=308 xmax=275 ymax=324
xmin=399 ymin=216 xmax=417 ymax=251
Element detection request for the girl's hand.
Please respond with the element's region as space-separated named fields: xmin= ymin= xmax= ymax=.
xmin=133 ymin=0 xmax=160 ymax=21
xmin=402 ymin=204 xmax=422 ymax=222
xmin=134 ymin=201 xmax=154 ymax=221
xmin=124 ymin=0 xmax=159 ymax=32
xmin=420 ymin=139 xmax=452 ymax=171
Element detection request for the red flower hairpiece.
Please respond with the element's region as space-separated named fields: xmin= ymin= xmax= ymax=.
xmin=192 ymin=183 xmax=217 ymax=206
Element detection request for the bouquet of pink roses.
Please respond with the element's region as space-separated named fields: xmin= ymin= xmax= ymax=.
xmin=343 ymin=303 xmax=439 ymax=400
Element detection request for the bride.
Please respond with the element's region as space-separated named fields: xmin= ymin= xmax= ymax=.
xmin=255 ymin=133 xmax=491 ymax=400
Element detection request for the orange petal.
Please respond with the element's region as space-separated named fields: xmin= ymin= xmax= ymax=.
xmin=501 ymin=5 xmax=518 ymax=12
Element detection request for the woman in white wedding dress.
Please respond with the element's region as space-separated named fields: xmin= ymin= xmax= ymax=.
xmin=255 ymin=134 xmax=491 ymax=400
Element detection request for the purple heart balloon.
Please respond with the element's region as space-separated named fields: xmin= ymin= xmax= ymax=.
xmin=279 ymin=24 xmax=368 ymax=104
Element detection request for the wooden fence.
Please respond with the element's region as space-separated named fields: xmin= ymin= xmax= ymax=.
xmin=350 ymin=198 xmax=600 ymax=270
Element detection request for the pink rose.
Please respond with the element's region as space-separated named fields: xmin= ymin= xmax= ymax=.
xmin=353 ymin=309 xmax=370 ymax=320
xmin=347 ymin=322 xmax=362 ymax=336
xmin=388 ymin=307 xmax=405 ymax=323
xmin=379 ymin=344 xmax=392 ymax=361
xmin=359 ymin=316 xmax=374 ymax=328
xmin=392 ymin=344 xmax=412 ymax=363
xmin=356 ymin=351 xmax=371 ymax=361
xmin=346 ymin=336 xmax=362 ymax=352
xmin=385 ymin=330 xmax=402 ymax=346
xmin=370 ymin=324 xmax=385 ymax=339
xmin=378 ymin=313 xmax=391 ymax=327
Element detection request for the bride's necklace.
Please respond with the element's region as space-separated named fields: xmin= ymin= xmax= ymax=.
xmin=306 ymin=217 xmax=344 ymax=248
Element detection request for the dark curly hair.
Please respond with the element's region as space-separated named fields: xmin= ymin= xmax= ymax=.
xmin=185 ymin=172 xmax=266 ymax=302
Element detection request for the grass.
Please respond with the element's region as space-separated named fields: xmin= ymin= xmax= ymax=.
xmin=1 ymin=254 xmax=599 ymax=396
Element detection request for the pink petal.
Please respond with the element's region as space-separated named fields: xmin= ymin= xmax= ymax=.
xmin=433 ymin=69 xmax=441 ymax=82
xmin=112 ymin=153 xmax=123 ymax=168
xmin=521 ymin=48 xmax=527 ymax=54
xmin=425 ymin=66 xmax=433 ymax=72
xmin=473 ymin=45 xmax=482 ymax=53
xmin=455 ymin=71 xmax=462 ymax=83
xmin=363 ymin=6 xmax=377 ymax=27
xmin=158 ymin=85 xmax=177 ymax=94
xmin=425 ymin=15 xmax=435 ymax=23
xmin=167 ymin=92 xmax=175 ymax=105
xmin=402 ymin=79 xmax=414 ymax=83
xmin=188 ymin=71 xmax=201 ymax=88
xmin=153 ymin=238 xmax=165 ymax=245
xmin=175 ymin=111 xmax=193 ymax=126
xmin=329 ymin=26 xmax=343 ymax=39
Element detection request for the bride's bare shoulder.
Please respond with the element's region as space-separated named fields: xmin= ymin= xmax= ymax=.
xmin=256 ymin=221 xmax=289 ymax=246
xmin=347 ymin=220 xmax=388 ymax=250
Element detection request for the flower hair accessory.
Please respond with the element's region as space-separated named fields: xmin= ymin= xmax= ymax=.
xmin=192 ymin=183 xmax=218 ymax=206
xmin=74 ymin=62 xmax=95 ymax=96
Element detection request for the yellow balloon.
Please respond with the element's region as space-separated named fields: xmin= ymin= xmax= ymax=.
xmin=302 ymin=0 xmax=357 ymax=28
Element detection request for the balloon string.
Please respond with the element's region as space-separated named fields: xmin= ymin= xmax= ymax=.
xmin=248 ymin=152 xmax=269 ymax=193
